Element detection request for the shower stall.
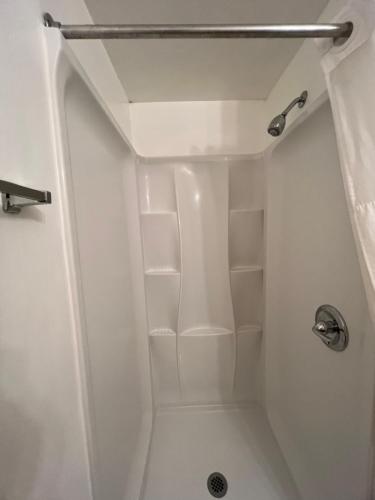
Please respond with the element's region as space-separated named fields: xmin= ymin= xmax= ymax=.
xmin=1 ymin=0 xmax=375 ymax=499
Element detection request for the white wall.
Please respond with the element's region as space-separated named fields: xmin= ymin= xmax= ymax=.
xmin=263 ymin=0 xmax=348 ymax=151
xmin=63 ymin=69 xmax=150 ymax=500
xmin=131 ymin=100 xmax=266 ymax=157
xmin=0 ymin=1 xmax=92 ymax=498
xmin=136 ymin=158 xmax=264 ymax=406
xmin=129 ymin=0 xmax=348 ymax=158
xmin=41 ymin=0 xmax=132 ymax=139
xmin=264 ymin=102 xmax=374 ymax=500
xmin=0 ymin=1 xmax=134 ymax=499
xmin=1 ymin=1 xmax=369 ymax=499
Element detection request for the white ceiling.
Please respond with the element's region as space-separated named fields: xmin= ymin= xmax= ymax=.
xmin=84 ymin=0 xmax=330 ymax=102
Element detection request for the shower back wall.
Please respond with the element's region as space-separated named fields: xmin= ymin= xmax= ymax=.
xmin=137 ymin=158 xmax=265 ymax=406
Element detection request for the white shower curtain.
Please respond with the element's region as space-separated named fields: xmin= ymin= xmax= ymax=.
xmin=319 ymin=0 xmax=375 ymax=323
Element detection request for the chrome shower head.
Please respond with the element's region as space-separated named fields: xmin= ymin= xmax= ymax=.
xmin=267 ymin=114 xmax=286 ymax=137
xmin=267 ymin=90 xmax=308 ymax=137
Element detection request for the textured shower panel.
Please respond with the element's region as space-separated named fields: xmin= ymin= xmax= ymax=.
xmin=137 ymin=158 xmax=264 ymax=406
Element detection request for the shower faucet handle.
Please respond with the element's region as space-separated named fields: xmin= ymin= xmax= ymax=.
xmin=312 ymin=320 xmax=339 ymax=345
xmin=311 ymin=304 xmax=349 ymax=351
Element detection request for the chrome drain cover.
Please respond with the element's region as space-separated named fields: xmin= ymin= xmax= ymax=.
xmin=207 ymin=472 xmax=228 ymax=498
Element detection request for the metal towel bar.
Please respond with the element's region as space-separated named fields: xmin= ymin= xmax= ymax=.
xmin=0 ymin=180 xmax=52 ymax=214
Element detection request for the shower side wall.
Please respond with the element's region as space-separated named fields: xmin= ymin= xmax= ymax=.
xmin=264 ymin=102 xmax=375 ymax=500
xmin=59 ymin=58 xmax=152 ymax=500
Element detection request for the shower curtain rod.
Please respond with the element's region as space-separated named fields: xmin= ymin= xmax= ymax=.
xmin=43 ymin=13 xmax=353 ymax=41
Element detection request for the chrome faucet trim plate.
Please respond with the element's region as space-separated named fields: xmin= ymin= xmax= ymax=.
xmin=312 ymin=304 xmax=349 ymax=351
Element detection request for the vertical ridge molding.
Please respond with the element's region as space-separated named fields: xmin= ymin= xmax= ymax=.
xmin=227 ymin=164 xmax=238 ymax=397
xmin=175 ymin=162 xmax=236 ymax=403
xmin=175 ymin=162 xmax=235 ymax=334
xmin=174 ymin=164 xmax=183 ymax=402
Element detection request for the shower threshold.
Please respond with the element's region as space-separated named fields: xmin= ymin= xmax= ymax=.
xmin=141 ymin=403 xmax=299 ymax=500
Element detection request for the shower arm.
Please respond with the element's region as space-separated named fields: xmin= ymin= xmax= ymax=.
xmin=281 ymin=91 xmax=308 ymax=117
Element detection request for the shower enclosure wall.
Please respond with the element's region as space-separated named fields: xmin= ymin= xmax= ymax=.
xmin=137 ymin=158 xmax=264 ymax=405
xmin=2 ymin=2 xmax=375 ymax=499
xmin=45 ymin=30 xmax=375 ymax=500
xmin=265 ymin=102 xmax=374 ymax=500
xmin=47 ymin=41 xmax=153 ymax=500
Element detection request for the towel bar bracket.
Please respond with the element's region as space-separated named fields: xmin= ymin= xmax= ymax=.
xmin=0 ymin=181 xmax=52 ymax=214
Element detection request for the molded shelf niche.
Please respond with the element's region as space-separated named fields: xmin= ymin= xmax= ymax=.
xmin=145 ymin=270 xmax=180 ymax=276
xmin=141 ymin=212 xmax=180 ymax=273
xmin=230 ymin=269 xmax=263 ymax=329
xmin=180 ymin=326 xmax=233 ymax=337
xmin=145 ymin=273 xmax=180 ymax=335
xmin=149 ymin=331 xmax=180 ymax=405
xmin=236 ymin=324 xmax=262 ymax=335
xmin=178 ymin=331 xmax=235 ymax=404
xmin=231 ymin=265 xmax=263 ymax=273
xmin=229 ymin=160 xmax=264 ymax=211
xmin=229 ymin=208 xmax=264 ymax=214
xmin=138 ymin=162 xmax=177 ymax=213
xmin=229 ymin=209 xmax=263 ymax=269
xmin=234 ymin=326 xmax=262 ymax=401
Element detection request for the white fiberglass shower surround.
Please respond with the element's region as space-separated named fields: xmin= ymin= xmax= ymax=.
xmin=137 ymin=157 xmax=264 ymax=405
xmin=3 ymin=0 xmax=375 ymax=499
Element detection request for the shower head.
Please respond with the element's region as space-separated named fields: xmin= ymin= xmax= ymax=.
xmin=267 ymin=90 xmax=308 ymax=137
xmin=268 ymin=114 xmax=286 ymax=137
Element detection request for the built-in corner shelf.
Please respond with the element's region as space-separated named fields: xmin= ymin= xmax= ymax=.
xmin=180 ymin=326 xmax=234 ymax=337
xmin=230 ymin=265 xmax=263 ymax=273
xmin=229 ymin=162 xmax=264 ymax=339
xmin=229 ymin=208 xmax=264 ymax=214
xmin=141 ymin=211 xmax=177 ymax=216
xmin=236 ymin=324 xmax=262 ymax=335
xmin=149 ymin=328 xmax=177 ymax=337
xmin=145 ymin=269 xmax=180 ymax=276
xmin=229 ymin=208 xmax=263 ymax=272
xmin=141 ymin=210 xmax=180 ymax=275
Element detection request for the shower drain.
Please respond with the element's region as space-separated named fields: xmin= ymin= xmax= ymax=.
xmin=207 ymin=472 xmax=228 ymax=498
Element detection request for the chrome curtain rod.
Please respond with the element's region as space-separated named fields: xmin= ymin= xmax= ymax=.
xmin=43 ymin=13 xmax=353 ymax=41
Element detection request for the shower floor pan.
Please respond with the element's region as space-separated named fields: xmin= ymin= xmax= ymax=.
xmin=142 ymin=404 xmax=299 ymax=500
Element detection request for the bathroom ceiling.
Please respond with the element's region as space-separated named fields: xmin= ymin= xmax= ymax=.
xmin=84 ymin=0 xmax=330 ymax=102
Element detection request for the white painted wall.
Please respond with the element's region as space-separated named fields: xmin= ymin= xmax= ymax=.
xmin=0 ymin=1 xmax=134 ymax=499
xmin=130 ymin=100 xmax=266 ymax=157
xmin=264 ymin=102 xmax=374 ymax=500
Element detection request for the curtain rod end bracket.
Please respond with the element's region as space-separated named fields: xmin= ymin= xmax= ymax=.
xmin=43 ymin=13 xmax=61 ymax=29
xmin=333 ymin=21 xmax=354 ymax=45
